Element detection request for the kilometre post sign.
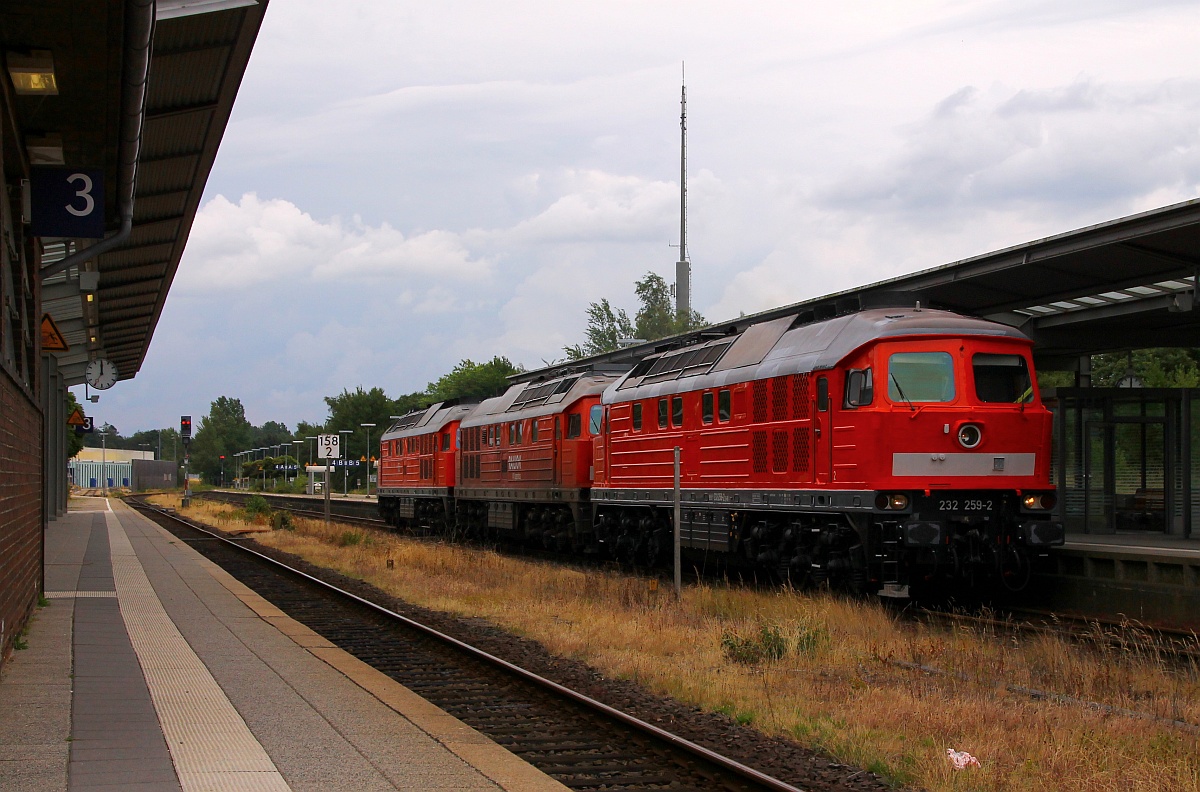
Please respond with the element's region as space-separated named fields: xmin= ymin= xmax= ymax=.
xmin=317 ymin=434 xmax=341 ymax=459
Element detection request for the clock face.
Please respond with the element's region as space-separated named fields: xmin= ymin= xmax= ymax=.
xmin=84 ymin=358 xmax=118 ymax=390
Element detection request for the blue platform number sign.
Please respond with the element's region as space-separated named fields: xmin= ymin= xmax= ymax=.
xmin=30 ymin=167 xmax=105 ymax=238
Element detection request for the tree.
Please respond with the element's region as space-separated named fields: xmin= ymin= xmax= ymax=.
xmin=565 ymin=271 xmax=708 ymax=359
xmin=427 ymin=358 xmax=522 ymax=403
xmin=322 ymin=386 xmax=403 ymax=480
xmin=65 ymin=391 xmax=85 ymax=458
xmin=564 ymin=299 xmax=635 ymax=360
xmin=1090 ymin=349 xmax=1200 ymax=388
xmin=190 ymin=396 xmax=255 ymax=483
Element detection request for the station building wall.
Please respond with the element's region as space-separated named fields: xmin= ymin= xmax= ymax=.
xmin=1 ymin=93 xmax=45 ymax=666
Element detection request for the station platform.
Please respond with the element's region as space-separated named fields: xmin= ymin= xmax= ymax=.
xmin=0 ymin=497 xmax=565 ymax=792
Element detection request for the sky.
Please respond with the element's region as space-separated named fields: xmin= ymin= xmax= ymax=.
xmin=85 ymin=0 xmax=1200 ymax=434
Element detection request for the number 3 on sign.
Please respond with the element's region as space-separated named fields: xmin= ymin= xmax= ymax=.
xmin=65 ymin=173 xmax=95 ymax=217
xmin=317 ymin=433 xmax=341 ymax=459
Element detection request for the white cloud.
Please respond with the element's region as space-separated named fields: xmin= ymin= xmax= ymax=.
xmin=177 ymin=194 xmax=491 ymax=291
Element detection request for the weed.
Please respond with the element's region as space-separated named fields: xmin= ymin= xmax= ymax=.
xmin=337 ymin=530 xmax=364 ymax=547
xmin=721 ymin=623 xmax=789 ymax=664
xmin=37 ymin=595 xmax=49 ymax=607
xmin=13 ymin=631 xmax=28 ymax=650
xmin=271 ymin=511 xmax=293 ymax=531
xmin=244 ymin=495 xmax=271 ymax=516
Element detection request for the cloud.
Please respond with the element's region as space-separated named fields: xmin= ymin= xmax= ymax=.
xmin=177 ymin=194 xmax=491 ymax=291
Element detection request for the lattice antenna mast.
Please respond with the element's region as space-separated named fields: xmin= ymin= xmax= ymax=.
xmin=675 ymin=64 xmax=690 ymax=325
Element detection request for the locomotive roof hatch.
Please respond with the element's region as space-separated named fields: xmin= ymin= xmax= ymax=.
xmin=460 ymin=372 xmax=621 ymax=428
xmin=604 ymin=307 xmax=1031 ymax=403
xmin=381 ymin=401 xmax=477 ymax=441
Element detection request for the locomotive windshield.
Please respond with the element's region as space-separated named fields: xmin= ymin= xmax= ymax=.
xmin=973 ymin=353 xmax=1033 ymax=403
xmin=887 ymin=352 xmax=955 ymax=403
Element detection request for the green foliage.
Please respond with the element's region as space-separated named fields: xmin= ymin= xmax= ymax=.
xmin=337 ymin=530 xmax=364 ymax=547
xmin=191 ymin=396 xmax=255 ymax=484
xmin=564 ymin=299 xmax=635 ymax=360
xmin=426 ymin=357 xmax=522 ymax=402
xmin=565 ymin=271 xmax=709 ymax=359
xmin=244 ymin=495 xmax=271 ymax=516
xmin=720 ymin=622 xmax=828 ymax=664
xmin=65 ymin=391 xmax=85 ymax=458
xmin=270 ymin=511 xmax=293 ymax=530
xmin=721 ymin=624 xmax=788 ymax=664
xmin=1090 ymin=349 xmax=1200 ymax=388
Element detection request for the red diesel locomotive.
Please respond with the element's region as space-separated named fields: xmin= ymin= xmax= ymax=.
xmin=378 ymin=306 xmax=1063 ymax=594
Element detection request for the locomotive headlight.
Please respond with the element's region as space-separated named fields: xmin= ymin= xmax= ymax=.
xmin=874 ymin=493 xmax=910 ymax=510
xmin=957 ymin=423 xmax=982 ymax=449
xmin=1022 ymin=492 xmax=1057 ymax=510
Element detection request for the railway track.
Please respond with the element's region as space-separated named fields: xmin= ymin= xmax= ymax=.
xmin=130 ymin=497 xmax=835 ymax=792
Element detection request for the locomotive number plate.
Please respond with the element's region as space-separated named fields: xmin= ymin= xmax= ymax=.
xmin=936 ymin=498 xmax=995 ymax=513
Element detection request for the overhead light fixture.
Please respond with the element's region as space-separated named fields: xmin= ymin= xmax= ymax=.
xmin=156 ymin=0 xmax=257 ymax=20
xmin=6 ymin=50 xmax=58 ymax=96
xmin=27 ymin=134 xmax=64 ymax=165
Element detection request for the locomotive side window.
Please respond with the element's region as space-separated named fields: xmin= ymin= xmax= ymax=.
xmin=844 ymin=368 xmax=873 ymax=408
xmin=567 ymin=413 xmax=582 ymax=438
xmin=817 ymin=377 xmax=829 ymax=411
xmin=888 ymin=352 xmax=956 ymax=403
xmin=658 ymin=399 xmax=668 ymax=428
xmin=702 ymin=392 xmax=714 ymax=424
xmin=588 ymin=405 xmax=604 ymax=435
xmin=718 ymin=389 xmax=731 ymax=422
xmin=531 ymin=420 xmax=539 ymax=442
xmin=671 ymin=396 xmax=684 ymax=427
xmin=632 ymin=402 xmax=643 ymax=430
xmin=973 ymin=353 xmax=1033 ymax=403
xmin=442 ymin=433 xmax=451 ymax=451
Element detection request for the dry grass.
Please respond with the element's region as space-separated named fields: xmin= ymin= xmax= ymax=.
xmin=151 ymin=494 xmax=1200 ymax=790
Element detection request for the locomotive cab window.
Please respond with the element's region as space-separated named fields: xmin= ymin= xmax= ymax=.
xmin=817 ymin=377 xmax=829 ymax=412
xmin=567 ymin=413 xmax=582 ymax=438
xmin=973 ymin=353 xmax=1033 ymax=403
xmin=588 ymin=405 xmax=604 ymax=435
xmin=531 ymin=420 xmax=539 ymax=442
xmin=844 ymin=368 xmax=873 ymax=408
xmin=442 ymin=432 xmax=451 ymax=451
xmin=702 ymin=392 xmax=714 ymax=424
xmin=671 ymin=396 xmax=684 ymax=427
xmin=718 ymin=389 xmax=731 ymax=422
xmin=888 ymin=351 xmax=956 ymax=403
xmin=658 ymin=398 xmax=668 ymax=428
xmin=632 ymin=402 xmax=643 ymax=430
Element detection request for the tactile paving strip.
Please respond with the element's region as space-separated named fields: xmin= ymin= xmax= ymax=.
xmin=106 ymin=512 xmax=292 ymax=792
xmin=44 ymin=590 xmax=116 ymax=598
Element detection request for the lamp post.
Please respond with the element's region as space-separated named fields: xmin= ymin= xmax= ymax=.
xmin=259 ymin=447 xmax=267 ymax=491
xmin=361 ymin=423 xmax=376 ymax=498
xmin=339 ymin=430 xmax=353 ymax=496
xmin=305 ymin=437 xmax=317 ymax=494
xmin=292 ymin=440 xmax=303 ymax=485
xmin=98 ymin=429 xmax=108 ymax=496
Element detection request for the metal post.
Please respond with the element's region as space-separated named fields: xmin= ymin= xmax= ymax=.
xmin=362 ymin=423 xmax=376 ymax=498
xmin=100 ymin=430 xmax=108 ymax=497
xmin=673 ymin=446 xmax=682 ymax=599
xmin=324 ymin=462 xmax=331 ymax=525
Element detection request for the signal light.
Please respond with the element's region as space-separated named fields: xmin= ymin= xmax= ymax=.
xmin=180 ymin=415 xmax=192 ymax=437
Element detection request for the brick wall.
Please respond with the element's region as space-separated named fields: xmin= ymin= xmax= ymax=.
xmin=0 ymin=365 xmax=42 ymax=664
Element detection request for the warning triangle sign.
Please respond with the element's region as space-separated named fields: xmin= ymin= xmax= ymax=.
xmin=66 ymin=407 xmax=86 ymax=426
xmin=41 ymin=314 xmax=69 ymax=352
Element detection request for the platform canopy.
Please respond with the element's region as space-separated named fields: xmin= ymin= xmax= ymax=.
xmin=519 ymin=197 xmax=1200 ymax=382
xmin=2 ymin=0 xmax=267 ymax=386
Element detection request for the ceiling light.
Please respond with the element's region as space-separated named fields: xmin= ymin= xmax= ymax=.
xmin=156 ymin=0 xmax=257 ymax=20
xmin=7 ymin=50 xmax=58 ymax=96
